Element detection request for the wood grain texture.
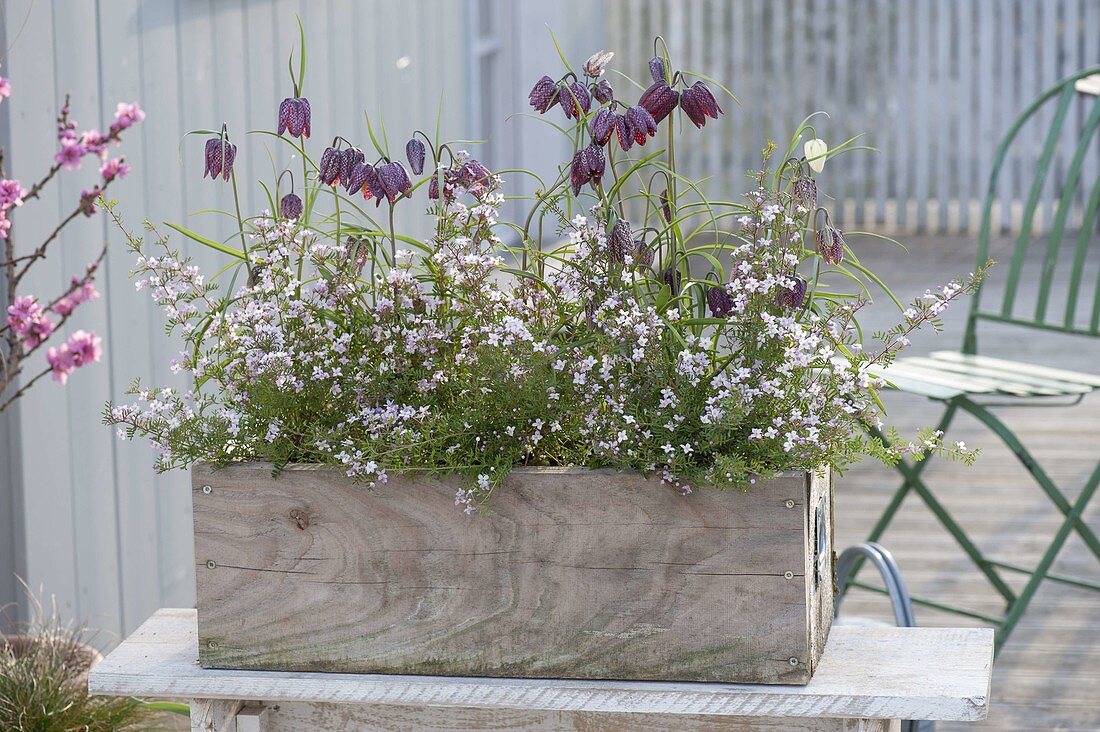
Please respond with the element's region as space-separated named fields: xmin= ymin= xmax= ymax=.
xmin=192 ymin=464 xmax=829 ymax=683
xmin=87 ymin=609 xmax=993 ymax=722
xmin=255 ymin=701 xmax=882 ymax=731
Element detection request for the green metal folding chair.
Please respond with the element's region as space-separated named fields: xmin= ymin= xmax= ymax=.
xmin=843 ymin=66 xmax=1100 ymax=655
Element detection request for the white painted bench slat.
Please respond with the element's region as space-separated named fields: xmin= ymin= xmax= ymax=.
xmin=88 ymin=609 xmax=992 ymax=724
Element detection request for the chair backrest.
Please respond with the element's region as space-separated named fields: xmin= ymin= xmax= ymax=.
xmin=965 ymin=67 xmax=1100 ymax=354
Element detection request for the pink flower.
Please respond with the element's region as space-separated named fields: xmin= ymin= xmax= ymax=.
xmin=46 ymin=330 xmax=101 ymax=384
xmin=53 ymin=278 xmax=99 ymax=316
xmin=99 ymin=158 xmax=130 ymax=182
xmin=67 ymin=329 xmax=102 ymax=366
xmin=0 ymin=216 xmax=10 ymax=239
xmin=0 ymin=77 xmax=11 ymax=100
xmin=81 ymin=129 xmax=109 ymax=158
xmin=55 ymin=141 xmax=85 ymax=170
xmin=6 ymin=295 xmax=54 ymax=348
xmin=0 ymin=179 xmax=26 ymax=210
xmin=113 ymin=102 xmax=144 ymax=130
xmin=79 ymin=188 xmax=99 ymax=217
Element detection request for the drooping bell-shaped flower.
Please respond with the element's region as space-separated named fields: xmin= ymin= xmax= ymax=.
xmin=583 ymin=144 xmax=605 ymax=188
xmin=203 ymin=138 xmax=237 ymax=181
xmin=679 ymin=81 xmax=722 ymax=128
xmin=341 ymin=147 xmax=365 ymax=187
xmin=592 ymin=79 xmax=614 ymax=105
xmin=707 ymin=285 xmax=735 ymax=318
xmin=634 ymin=237 xmax=654 ymax=267
xmin=816 ymin=224 xmax=845 ymax=264
xmin=378 ymin=161 xmax=412 ymax=204
xmin=804 ymin=138 xmax=828 ymax=173
xmin=590 ymin=108 xmax=619 ymax=146
xmin=319 ymin=146 xmax=342 ymax=186
xmin=458 ymin=158 xmax=492 ymax=198
xmin=792 ymin=177 xmax=818 ymax=210
xmin=583 ymin=50 xmax=614 ymax=78
xmin=569 ymin=150 xmax=589 ymax=196
xmin=559 ymin=81 xmax=591 ymax=120
xmin=777 ymin=275 xmax=809 ymax=309
xmin=638 ymin=81 xmax=679 ymax=124
xmin=343 ymin=161 xmax=371 ymax=196
xmin=608 ymin=219 xmax=631 ymax=263
xmin=624 ymin=105 xmax=658 ymax=146
xmin=648 ymin=56 xmax=666 ymax=83
xmin=528 ymin=75 xmax=559 ymax=114
xmin=405 ymin=138 xmax=426 ymax=175
xmin=277 ymin=97 xmax=311 ymax=138
xmin=363 ymin=165 xmax=386 ymax=205
xmin=662 ymin=267 xmax=682 ymax=296
xmin=280 ymin=193 xmax=303 ymax=220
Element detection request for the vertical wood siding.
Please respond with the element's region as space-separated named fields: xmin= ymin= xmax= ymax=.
xmin=605 ymin=0 xmax=1100 ymax=235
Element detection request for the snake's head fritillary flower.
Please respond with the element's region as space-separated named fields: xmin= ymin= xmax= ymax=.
xmin=648 ymin=56 xmax=666 ymax=83
xmin=280 ymin=193 xmax=303 ymax=220
xmin=804 ymin=138 xmax=828 ymax=173
xmin=344 ymin=161 xmax=370 ymax=196
xmin=662 ymin=267 xmax=682 ymax=296
xmin=792 ymin=177 xmax=818 ymax=210
xmin=589 ymin=108 xmax=619 ymax=146
xmin=559 ymin=81 xmax=591 ymax=120
xmin=583 ymin=50 xmax=614 ymax=78
xmin=816 ymin=224 xmax=845 ymax=265
xmin=634 ymin=237 xmax=654 ymax=267
xmin=569 ymin=150 xmax=589 ymax=196
xmin=624 ymin=105 xmax=657 ymax=146
xmin=659 ymin=188 xmax=672 ymax=223
xmin=707 ymin=286 xmax=735 ymax=318
xmin=608 ymin=219 xmax=631 ymax=263
xmin=528 ymin=75 xmax=559 ymax=114
xmin=319 ymin=146 xmax=342 ymax=186
xmin=379 ymin=161 xmax=412 ymax=204
xmin=364 ymin=165 xmax=387 ymax=205
xmin=680 ymin=81 xmax=722 ymax=128
xmin=340 ymin=147 xmax=365 ymax=187
xmin=777 ymin=275 xmax=809 ymax=309
xmin=405 ymin=138 xmax=426 ymax=176
xmin=277 ymin=97 xmax=311 ymax=138
xmin=638 ymin=81 xmax=679 ymax=124
xmin=203 ymin=138 xmax=236 ymax=181
xmin=584 ymin=144 xmax=605 ymax=189
xmin=460 ymin=158 xmax=492 ymax=198
xmin=592 ymin=79 xmax=614 ymax=105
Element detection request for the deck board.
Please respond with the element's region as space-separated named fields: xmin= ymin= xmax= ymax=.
xmin=834 ymin=234 xmax=1100 ymax=731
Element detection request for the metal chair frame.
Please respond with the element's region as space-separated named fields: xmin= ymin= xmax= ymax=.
xmin=844 ymin=67 xmax=1100 ymax=655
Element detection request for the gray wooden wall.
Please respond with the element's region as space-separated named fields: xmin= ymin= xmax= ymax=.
xmin=608 ymin=0 xmax=1100 ymax=235
xmin=0 ymin=0 xmax=599 ymax=642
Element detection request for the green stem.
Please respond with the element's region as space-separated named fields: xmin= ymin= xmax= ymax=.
xmin=228 ymin=170 xmax=249 ymax=259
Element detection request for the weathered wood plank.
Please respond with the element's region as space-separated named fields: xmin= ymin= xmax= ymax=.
xmin=249 ymin=700 xmax=887 ymax=731
xmin=87 ymin=608 xmax=994 ymax=722
xmin=192 ymin=464 xmax=829 ymax=683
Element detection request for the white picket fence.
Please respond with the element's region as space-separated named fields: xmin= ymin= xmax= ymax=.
xmin=606 ymin=0 xmax=1100 ymax=235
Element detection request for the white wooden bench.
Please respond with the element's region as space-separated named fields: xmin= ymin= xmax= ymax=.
xmin=89 ymin=608 xmax=992 ymax=731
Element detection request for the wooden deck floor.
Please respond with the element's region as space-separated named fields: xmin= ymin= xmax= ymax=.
xmin=834 ymin=234 xmax=1100 ymax=731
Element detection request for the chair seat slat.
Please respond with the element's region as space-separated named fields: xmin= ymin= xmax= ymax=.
xmin=906 ymin=356 xmax=1094 ymax=394
xmin=929 ymin=351 xmax=1100 ymax=388
xmin=870 ymin=362 xmax=1004 ymax=394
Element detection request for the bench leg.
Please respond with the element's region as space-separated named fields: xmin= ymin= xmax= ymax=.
xmin=189 ymin=699 xmax=243 ymax=732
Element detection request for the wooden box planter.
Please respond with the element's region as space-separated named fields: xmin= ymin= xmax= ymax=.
xmin=191 ymin=463 xmax=834 ymax=684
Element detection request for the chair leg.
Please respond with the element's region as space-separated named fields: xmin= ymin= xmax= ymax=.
xmin=859 ymin=408 xmax=1017 ymax=604
xmin=843 ymin=406 xmax=958 ymax=596
xmin=993 ymin=461 xmax=1100 ymax=652
xmin=959 ymin=398 xmax=1100 ymax=560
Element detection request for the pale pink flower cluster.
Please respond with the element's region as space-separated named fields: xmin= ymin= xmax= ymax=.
xmin=53 ymin=277 xmax=100 ymax=316
xmin=6 ymin=295 xmax=54 ymax=348
xmin=46 ymin=329 xmax=101 ymax=384
xmin=0 ymin=178 xmax=26 ymax=239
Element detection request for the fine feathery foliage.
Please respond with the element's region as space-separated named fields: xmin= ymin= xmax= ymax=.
xmin=0 ymin=601 xmax=160 ymax=731
xmin=105 ymin=35 xmax=984 ymax=510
